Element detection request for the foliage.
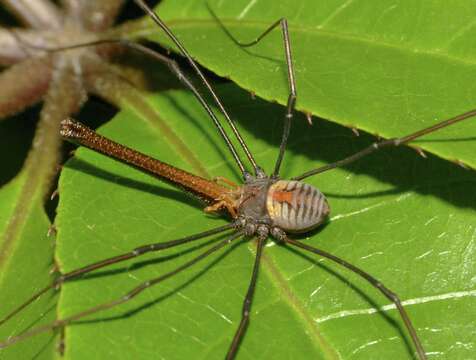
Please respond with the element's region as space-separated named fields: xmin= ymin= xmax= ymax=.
xmin=1 ymin=1 xmax=475 ymax=359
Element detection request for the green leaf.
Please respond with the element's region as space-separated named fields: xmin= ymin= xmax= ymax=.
xmin=134 ymin=0 xmax=476 ymax=169
xmin=0 ymin=115 xmax=57 ymax=360
xmin=52 ymin=83 xmax=475 ymax=359
xmin=0 ymin=174 xmax=57 ymax=360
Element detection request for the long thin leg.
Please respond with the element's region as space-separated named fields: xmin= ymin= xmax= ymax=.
xmin=134 ymin=0 xmax=262 ymax=178
xmin=9 ymin=31 xmax=249 ymax=177
xmin=294 ymin=109 xmax=476 ymax=181
xmin=0 ymin=223 xmax=236 ymax=327
xmin=120 ymin=40 xmax=248 ymax=176
xmin=237 ymin=19 xmax=297 ymax=177
xmin=226 ymin=235 xmax=266 ymax=359
xmin=0 ymin=231 xmax=244 ymax=349
xmin=283 ymin=237 xmax=427 ymax=360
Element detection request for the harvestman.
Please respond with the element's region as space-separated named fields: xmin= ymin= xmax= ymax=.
xmin=1 ymin=0 xmax=475 ymax=358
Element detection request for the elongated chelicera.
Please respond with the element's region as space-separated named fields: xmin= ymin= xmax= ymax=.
xmin=1 ymin=1 xmax=475 ymax=359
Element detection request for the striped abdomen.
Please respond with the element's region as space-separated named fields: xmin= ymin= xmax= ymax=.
xmin=266 ymin=180 xmax=329 ymax=232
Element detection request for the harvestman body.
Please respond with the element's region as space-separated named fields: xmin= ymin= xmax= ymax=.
xmin=1 ymin=0 xmax=475 ymax=359
xmin=59 ymin=119 xmax=330 ymax=238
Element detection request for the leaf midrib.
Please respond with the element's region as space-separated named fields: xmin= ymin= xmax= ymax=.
xmin=105 ymin=89 xmax=339 ymax=357
xmin=121 ymin=16 xmax=476 ymax=171
xmin=157 ymin=85 xmax=345 ymax=354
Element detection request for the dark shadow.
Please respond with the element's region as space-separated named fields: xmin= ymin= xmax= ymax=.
xmin=162 ymin=93 xmax=242 ymax=180
xmin=0 ymin=5 xmax=19 ymax=26
xmin=196 ymin=10 xmax=475 ymax=209
xmin=111 ymin=41 xmax=184 ymax=92
xmin=117 ymin=0 xmax=162 ymax=23
xmin=324 ymin=187 xmax=412 ymax=199
xmin=291 ymin=219 xmax=331 ymax=241
xmin=73 ymin=230 xmax=233 ymax=281
xmin=0 ymin=106 xmax=38 ymax=187
xmin=66 ymin=158 xmax=204 ymax=212
xmin=76 ymin=95 xmax=119 ymax=130
xmin=208 ymin=85 xmax=476 ymax=210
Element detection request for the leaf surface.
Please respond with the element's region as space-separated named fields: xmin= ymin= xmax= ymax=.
xmin=0 ymin=174 xmax=56 ymax=360
xmin=0 ymin=114 xmax=58 ymax=360
xmin=55 ymin=84 xmax=476 ymax=359
xmin=128 ymin=0 xmax=476 ymax=169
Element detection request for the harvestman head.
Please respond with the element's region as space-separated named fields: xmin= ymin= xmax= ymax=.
xmin=1 ymin=0 xmax=475 ymax=359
